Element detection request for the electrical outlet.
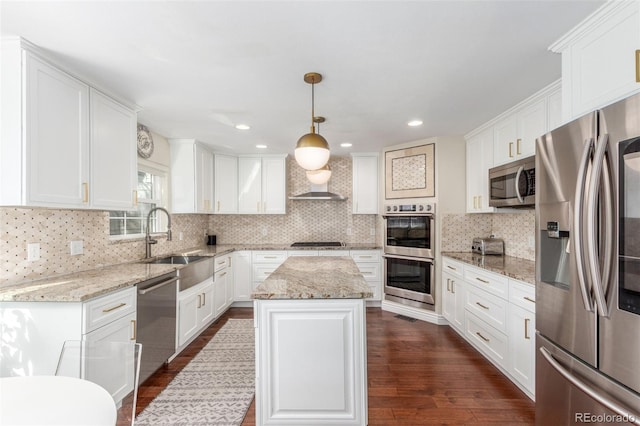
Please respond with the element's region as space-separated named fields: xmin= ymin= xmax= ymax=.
xmin=70 ymin=240 xmax=83 ymax=256
xmin=370 ymin=228 xmax=376 ymax=236
xmin=346 ymin=228 xmax=352 ymax=236
xmin=261 ymin=227 xmax=268 ymax=236
xmin=528 ymin=236 xmax=535 ymax=249
xmin=27 ymin=243 xmax=40 ymax=261
xmin=179 ymin=232 xmax=184 ymax=241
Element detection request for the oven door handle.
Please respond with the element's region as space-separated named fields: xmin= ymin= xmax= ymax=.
xmin=382 ymin=254 xmax=434 ymax=263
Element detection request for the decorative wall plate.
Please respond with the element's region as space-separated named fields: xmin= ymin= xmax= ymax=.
xmin=137 ymin=124 xmax=154 ymax=159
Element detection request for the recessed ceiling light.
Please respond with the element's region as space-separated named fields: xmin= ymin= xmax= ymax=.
xmin=235 ymin=124 xmax=251 ymax=130
xmin=256 ymin=144 xmax=267 ymax=149
xmin=340 ymin=143 xmax=353 ymax=148
xmin=407 ymin=120 xmax=423 ymax=127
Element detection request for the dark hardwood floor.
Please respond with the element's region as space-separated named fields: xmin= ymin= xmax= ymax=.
xmin=125 ymin=307 xmax=534 ymax=425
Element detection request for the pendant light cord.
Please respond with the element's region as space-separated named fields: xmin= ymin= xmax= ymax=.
xmin=310 ymin=79 xmax=315 ymax=134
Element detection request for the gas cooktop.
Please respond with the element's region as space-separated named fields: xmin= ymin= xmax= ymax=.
xmin=290 ymin=242 xmax=345 ymax=247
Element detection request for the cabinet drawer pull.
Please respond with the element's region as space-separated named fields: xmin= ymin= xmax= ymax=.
xmin=197 ymin=294 xmax=202 ymax=309
xmin=359 ymin=255 xmax=373 ymax=259
xmin=446 ymin=265 xmax=457 ymax=271
xmin=451 ymin=280 xmax=456 ymax=294
xmin=476 ymin=301 xmax=489 ymax=310
xmin=478 ymin=195 xmax=482 ymax=208
xmin=475 ymin=277 xmax=490 ymax=284
xmin=516 ymin=138 xmax=522 ymax=155
xmin=476 ymin=332 xmax=490 ymax=343
xmin=131 ymin=319 xmax=137 ymax=341
xmin=524 ymin=318 xmax=531 ymax=340
xmin=102 ymin=302 xmax=126 ymax=313
xmin=509 ymin=142 xmax=513 ymax=158
xmin=202 ymin=293 xmax=206 ymax=306
xmin=219 ymin=272 xmax=227 ymax=277
xmin=524 ymin=296 xmax=535 ymax=304
xmin=133 ymin=190 xmax=138 ymax=207
xmin=264 ymin=256 xmax=278 ymax=259
xmin=446 ymin=278 xmax=451 ymax=292
xmin=636 ymin=50 xmax=639 ymax=83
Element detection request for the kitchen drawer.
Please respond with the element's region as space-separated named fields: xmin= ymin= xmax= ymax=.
xmin=350 ymin=250 xmax=381 ymax=263
xmin=82 ymin=287 xmax=136 ymax=334
xmin=356 ymin=263 xmax=381 ymax=282
xmin=288 ymin=250 xmax=318 ymax=257
xmin=214 ymin=254 xmax=231 ymax=272
xmin=464 ymin=265 xmax=508 ymax=300
xmin=465 ymin=284 xmax=508 ymax=333
xmin=252 ymin=251 xmax=287 ymax=264
xmin=442 ymin=257 xmax=464 ymax=279
xmin=253 ymin=264 xmax=280 ymax=283
xmin=465 ymin=311 xmax=508 ymax=369
xmin=509 ymin=279 xmax=536 ymax=313
xmin=318 ymin=250 xmax=350 ymax=256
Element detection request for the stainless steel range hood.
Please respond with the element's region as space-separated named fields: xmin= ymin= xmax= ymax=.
xmin=288 ymin=183 xmax=347 ymax=201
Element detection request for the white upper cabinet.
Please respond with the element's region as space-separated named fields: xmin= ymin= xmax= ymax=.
xmin=214 ymin=154 xmax=238 ymax=214
xmin=89 ymin=89 xmax=137 ymax=210
xmin=466 ymin=127 xmax=494 ymax=213
xmin=0 ymin=39 xmax=137 ymax=210
xmin=551 ymin=1 xmax=640 ymax=121
xmin=493 ymin=97 xmax=546 ymax=166
xmin=238 ymin=155 xmax=286 ymax=214
xmin=351 ymin=153 xmax=379 ymax=214
xmin=169 ymin=139 xmax=214 ymax=213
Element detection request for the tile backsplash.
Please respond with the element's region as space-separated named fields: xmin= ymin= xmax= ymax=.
xmin=0 ymin=208 xmax=209 ymax=284
xmin=441 ymin=210 xmax=535 ymax=261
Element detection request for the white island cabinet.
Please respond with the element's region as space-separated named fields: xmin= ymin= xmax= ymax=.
xmin=252 ymin=256 xmax=371 ymax=426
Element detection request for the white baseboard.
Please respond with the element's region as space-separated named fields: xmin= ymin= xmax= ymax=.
xmin=381 ymin=300 xmax=448 ymax=325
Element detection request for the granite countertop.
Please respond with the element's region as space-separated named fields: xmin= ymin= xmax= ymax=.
xmin=441 ymin=252 xmax=535 ymax=285
xmin=251 ymin=256 xmax=373 ymax=300
xmin=0 ymin=244 xmax=381 ymax=303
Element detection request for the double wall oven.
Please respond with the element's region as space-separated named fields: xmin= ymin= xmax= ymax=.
xmin=383 ymin=203 xmax=435 ymax=310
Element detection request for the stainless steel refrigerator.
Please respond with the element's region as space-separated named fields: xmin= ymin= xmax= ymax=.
xmin=536 ymin=92 xmax=640 ymax=425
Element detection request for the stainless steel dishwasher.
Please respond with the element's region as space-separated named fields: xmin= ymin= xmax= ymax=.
xmin=137 ymin=272 xmax=178 ymax=384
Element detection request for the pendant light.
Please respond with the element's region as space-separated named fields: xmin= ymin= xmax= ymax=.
xmin=295 ymin=72 xmax=330 ymax=171
xmin=305 ymin=116 xmax=332 ymax=184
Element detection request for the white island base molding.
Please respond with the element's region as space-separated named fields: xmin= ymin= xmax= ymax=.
xmin=254 ymin=299 xmax=368 ymax=426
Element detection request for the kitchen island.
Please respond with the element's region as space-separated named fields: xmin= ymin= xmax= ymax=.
xmin=252 ymin=256 xmax=372 ymax=426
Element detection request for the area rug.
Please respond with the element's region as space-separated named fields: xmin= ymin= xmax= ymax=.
xmin=135 ymin=318 xmax=255 ymax=426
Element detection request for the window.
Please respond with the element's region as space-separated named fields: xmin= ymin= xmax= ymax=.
xmin=109 ymin=168 xmax=168 ymax=238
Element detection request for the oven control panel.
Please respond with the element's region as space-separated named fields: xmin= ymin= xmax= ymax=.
xmin=384 ymin=203 xmax=435 ymax=214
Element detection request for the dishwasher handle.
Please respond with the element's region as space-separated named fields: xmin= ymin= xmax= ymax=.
xmin=138 ymin=276 xmax=178 ymax=295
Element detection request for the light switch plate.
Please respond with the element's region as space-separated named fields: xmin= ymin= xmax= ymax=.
xmin=27 ymin=243 xmax=40 ymax=261
xmin=70 ymin=240 xmax=83 ymax=256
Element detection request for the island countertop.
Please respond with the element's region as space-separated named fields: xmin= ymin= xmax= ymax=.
xmin=251 ymin=256 xmax=373 ymax=300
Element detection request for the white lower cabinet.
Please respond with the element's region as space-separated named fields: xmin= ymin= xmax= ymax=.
xmin=507 ymin=280 xmax=536 ymax=394
xmin=0 ymin=287 xmax=136 ymax=405
xmin=254 ymin=298 xmax=368 ymax=426
xmin=350 ymin=250 xmax=382 ymax=302
xmin=233 ymin=251 xmax=253 ymax=302
xmin=442 ymin=256 xmax=536 ymax=399
xmin=441 ymin=258 xmax=465 ymax=332
xmin=177 ymin=278 xmax=214 ymax=348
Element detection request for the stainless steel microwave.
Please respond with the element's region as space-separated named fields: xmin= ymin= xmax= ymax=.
xmin=488 ymin=156 xmax=535 ymax=208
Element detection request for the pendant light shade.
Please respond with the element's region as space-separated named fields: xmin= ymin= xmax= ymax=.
xmin=306 ymin=164 xmax=332 ymax=185
xmin=295 ymin=72 xmax=330 ymax=171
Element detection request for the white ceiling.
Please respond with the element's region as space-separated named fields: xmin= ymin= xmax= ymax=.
xmin=1 ymin=1 xmax=604 ymax=156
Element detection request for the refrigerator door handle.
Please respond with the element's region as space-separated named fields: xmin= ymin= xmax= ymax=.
xmin=586 ymin=133 xmax=611 ymax=318
xmin=540 ymin=347 xmax=640 ymax=425
xmin=574 ymin=137 xmax=595 ymax=312
xmin=600 ymin=141 xmax=615 ymax=314
xmin=515 ymin=165 xmax=524 ymax=204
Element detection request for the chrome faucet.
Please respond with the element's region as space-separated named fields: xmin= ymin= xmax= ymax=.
xmin=145 ymin=207 xmax=172 ymax=258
